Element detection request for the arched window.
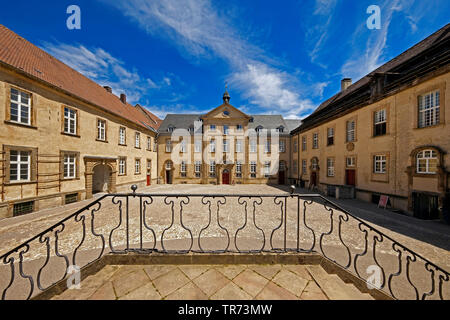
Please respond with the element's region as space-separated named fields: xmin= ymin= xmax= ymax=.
xmin=416 ymin=150 xmax=438 ymax=174
xmin=311 ymin=158 xmax=319 ymax=170
xmin=165 ymin=161 xmax=173 ymax=170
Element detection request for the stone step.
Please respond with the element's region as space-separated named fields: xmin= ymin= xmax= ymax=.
xmin=306 ymin=265 xmax=373 ymax=300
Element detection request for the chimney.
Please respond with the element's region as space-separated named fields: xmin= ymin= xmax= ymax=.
xmin=120 ymin=93 xmax=127 ymax=104
xmin=103 ymin=86 xmax=112 ymax=93
xmin=341 ymin=78 xmax=352 ymax=91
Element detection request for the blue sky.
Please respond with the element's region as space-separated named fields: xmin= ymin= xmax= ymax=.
xmin=0 ymin=0 xmax=449 ymax=119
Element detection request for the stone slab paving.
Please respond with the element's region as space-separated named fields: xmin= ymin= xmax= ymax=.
xmin=52 ymin=264 xmax=338 ymax=300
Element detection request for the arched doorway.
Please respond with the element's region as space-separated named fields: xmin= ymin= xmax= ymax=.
xmin=93 ymin=164 xmax=112 ymax=193
xmin=222 ymin=169 xmax=230 ymax=185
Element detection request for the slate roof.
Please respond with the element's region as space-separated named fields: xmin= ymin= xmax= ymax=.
xmin=293 ymin=23 xmax=450 ymax=134
xmin=0 ymin=24 xmax=161 ymax=131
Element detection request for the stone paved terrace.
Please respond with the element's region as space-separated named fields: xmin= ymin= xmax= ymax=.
xmin=51 ymin=264 xmax=374 ymax=300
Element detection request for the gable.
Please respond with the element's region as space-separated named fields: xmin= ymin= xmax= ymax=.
xmin=202 ymin=103 xmax=250 ymax=120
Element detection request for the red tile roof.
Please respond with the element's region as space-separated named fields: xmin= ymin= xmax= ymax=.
xmin=0 ymin=24 xmax=161 ymax=131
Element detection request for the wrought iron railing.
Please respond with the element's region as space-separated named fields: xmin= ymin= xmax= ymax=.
xmin=0 ymin=188 xmax=448 ymax=300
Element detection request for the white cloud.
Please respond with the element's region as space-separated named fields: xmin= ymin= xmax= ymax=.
xmin=102 ymin=0 xmax=315 ymax=118
xmin=42 ymin=42 xmax=171 ymax=104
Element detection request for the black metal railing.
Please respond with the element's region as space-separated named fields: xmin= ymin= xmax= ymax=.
xmin=0 ymin=188 xmax=448 ymax=300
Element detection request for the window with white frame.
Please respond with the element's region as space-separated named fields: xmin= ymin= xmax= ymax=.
xmin=293 ymin=160 xmax=298 ymax=174
xmin=311 ymin=158 xmax=318 ymax=171
xmin=119 ymin=157 xmax=126 ymax=175
xmin=279 ymin=140 xmax=286 ymax=153
xmin=10 ymin=88 xmax=31 ymax=125
xmin=346 ymin=120 xmax=355 ymax=142
xmin=135 ymin=132 xmax=141 ymax=148
xmin=135 ymin=159 xmax=141 ymax=174
xmin=64 ymin=107 xmax=77 ymax=135
xmin=236 ymin=161 xmax=242 ymax=178
xmin=10 ymin=150 xmax=30 ymax=182
xmin=416 ymin=150 xmax=438 ymax=174
xmin=237 ymin=124 xmax=243 ymax=131
xmin=64 ymin=154 xmax=76 ymax=179
xmin=264 ymin=161 xmax=271 ymax=178
xmin=210 ymin=124 xmax=216 ymax=131
xmin=195 ymin=161 xmax=201 ymax=178
xmin=418 ymin=90 xmax=440 ymax=128
xmin=166 ymin=140 xmax=172 ymax=152
xmin=223 ymin=140 xmax=229 ymax=153
xmin=236 ymin=140 xmax=243 ymax=153
xmin=210 ymin=139 xmax=216 ymax=153
xmin=195 ymin=140 xmax=202 ymax=153
xmin=346 ymin=157 xmax=356 ymax=168
xmin=302 ymin=136 xmax=307 ymax=151
xmin=327 ymin=128 xmax=334 ymax=146
xmin=119 ymin=127 xmax=126 ymax=145
xmin=166 ymin=161 xmax=173 ymax=170
xmin=276 ymin=126 xmax=284 ymax=133
xmin=374 ymin=109 xmax=387 ymax=136
xmin=180 ymin=161 xmax=187 ymax=177
xmin=97 ymin=119 xmax=106 ymax=141
xmin=147 ymin=137 xmax=152 ymax=150
xmin=250 ymin=139 xmax=257 ymax=153
xmin=265 ymin=140 xmax=271 ymax=153
xmin=209 ymin=161 xmax=216 ymax=177
xmin=250 ymin=161 xmax=257 ymax=178
xmin=294 ymin=139 xmax=298 ymax=153
xmin=313 ymin=133 xmax=319 ymax=149
xmin=327 ymin=158 xmax=335 ymax=177
xmin=374 ymin=155 xmax=386 ymax=174
xmin=223 ymin=125 xmax=229 ymax=135
xmin=302 ymin=160 xmax=307 ymax=175
xmin=167 ymin=126 xmax=175 ymax=133
xmin=180 ymin=140 xmax=187 ymax=153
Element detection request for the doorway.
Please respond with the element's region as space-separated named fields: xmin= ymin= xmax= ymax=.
xmin=222 ymin=169 xmax=230 ymax=185
xmin=166 ymin=170 xmax=172 ymax=184
xmin=346 ymin=170 xmax=356 ymax=186
xmin=93 ymin=164 xmax=111 ymax=193
xmin=412 ymin=192 xmax=439 ymax=220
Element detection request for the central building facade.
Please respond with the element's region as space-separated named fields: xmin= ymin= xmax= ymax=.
xmin=157 ymin=92 xmax=301 ymax=185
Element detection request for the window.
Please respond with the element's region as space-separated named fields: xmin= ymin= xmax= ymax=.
xmin=97 ymin=119 xmax=106 ymax=141
xmin=166 ymin=140 xmax=172 ymax=152
xmin=374 ymin=155 xmax=386 ymax=174
xmin=313 ymin=133 xmax=319 ymax=149
xmin=223 ymin=125 xmax=229 ymax=135
xmin=327 ymin=158 xmax=335 ymax=177
xmin=195 ymin=140 xmax=202 ymax=153
xmin=168 ymin=126 xmax=175 ymax=133
xmin=135 ymin=132 xmax=141 ymax=148
xmin=250 ymin=139 xmax=257 ymax=153
xmin=250 ymin=161 xmax=257 ymax=178
xmin=209 ymin=161 xmax=216 ymax=178
xmin=195 ymin=161 xmax=201 ymax=178
xmin=223 ymin=111 xmax=230 ymax=116
xmin=236 ymin=161 xmax=242 ymax=178
xmin=223 ymin=140 xmax=229 ymax=153
xmin=265 ymin=140 xmax=271 ymax=153
xmin=10 ymin=88 xmax=31 ymax=125
xmin=327 ymin=128 xmax=334 ymax=146
xmin=374 ymin=109 xmax=387 ymax=136
xmin=64 ymin=107 xmax=77 ymax=135
xmin=210 ymin=125 xmax=216 ymax=131
xmin=237 ymin=125 xmax=243 ymax=131
xmin=279 ymin=161 xmax=285 ymax=172
xmin=65 ymin=194 xmax=78 ymax=205
xmin=416 ymin=150 xmax=437 ymax=174
xmin=63 ymin=154 xmax=76 ymax=179
xmin=302 ymin=136 xmax=307 ymax=151
xmin=210 ymin=139 xmax=216 ymax=153
xmin=302 ymin=160 xmax=307 ymax=175
xmin=166 ymin=161 xmax=173 ymax=170
xmin=256 ymin=126 xmax=263 ymax=133
xmin=418 ymin=90 xmax=440 ymax=128
xmin=293 ymin=160 xmax=298 ymax=174
xmin=10 ymin=150 xmax=30 ymax=182
xmin=180 ymin=161 xmax=187 ymax=177
xmin=147 ymin=160 xmax=152 ymax=172
xmin=180 ymin=140 xmax=187 ymax=153
xmin=279 ymin=140 xmax=286 ymax=153
xmin=13 ymin=201 xmax=34 ymax=217
xmin=346 ymin=157 xmax=356 ymax=168
xmin=277 ymin=126 xmax=284 ymax=133
xmin=264 ymin=162 xmax=271 ymax=178
xmin=346 ymin=120 xmax=356 ymax=142
xmin=236 ymin=140 xmax=243 ymax=153
xmin=119 ymin=157 xmax=127 ymax=175
xmin=311 ymin=158 xmax=318 ymax=171
xmin=147 ymin=137 xmax=152 ymax=151
xmin=135 ymin=159 xmax=141 ymax=174
xmin=294 ymin=139 xmax=298 ymax=153
xmin=119 ymin=127 xmax=126 ymax=145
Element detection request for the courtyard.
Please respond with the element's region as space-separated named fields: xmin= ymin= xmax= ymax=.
xmin=0 ymin=184 xmax=449 ymax=300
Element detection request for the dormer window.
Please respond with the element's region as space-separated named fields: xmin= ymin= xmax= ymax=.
xmin=168 ymin=126 xmax=175 ymax=133
xmin=276 ymin=126 xmax=284 ymax=133
xmin=256 ymin=126 xmax=263 ymax=133
xmin=249 ymin=117 xmax=254 ymax=123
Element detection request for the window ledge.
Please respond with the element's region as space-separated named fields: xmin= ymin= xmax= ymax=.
xmin=96 ymin=139 xmax=109 ymax=143
xmin=415 ymin=123 xmax=445 ymax=130
xmin=61 ymin=132 xmax=81 ymax=138
xmin=62 ymin=178 xmax=80 ymax=182
xmin=4 ymin=181 xmax=37 ymax=186
xmin=119 ymin=144 xmax=127 ymax=147
xmin=4 ymin=120 xmax=37 ymax=130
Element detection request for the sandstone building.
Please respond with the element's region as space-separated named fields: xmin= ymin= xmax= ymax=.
xmin=0 ymin=25 xmax=161 ymax=219
xmin=156 ymin=92 xmax=301 ymax=185
xmin=291 ymin=23 xmax=450 ymax=219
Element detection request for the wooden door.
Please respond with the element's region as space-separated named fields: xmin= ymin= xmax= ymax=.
xmin=222 ymin=170 xmax=230 ymax=185
xmin=346 ymin=170 xmax=356 ymax=186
